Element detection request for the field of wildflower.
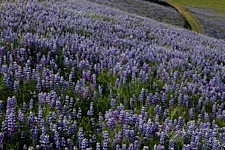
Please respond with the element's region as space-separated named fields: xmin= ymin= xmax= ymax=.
xmin=87 ymin=0 xmax=187 ymax=29
xmin=1 ymin=0 xmax=225 ymax=149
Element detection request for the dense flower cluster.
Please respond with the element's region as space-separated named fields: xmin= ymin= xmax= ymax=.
xmin=0 ymin=0 xmax=225 ymax=149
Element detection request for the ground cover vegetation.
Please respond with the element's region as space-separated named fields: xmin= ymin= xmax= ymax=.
xmin=165 ymin=0 xmax=225 ymax=15
xmin=87 ymin=0 xmax=188 ymax=29
xmin=1 ymin=0 xmax=225 ymax=149
xmin=164 ymin=0 xmax=202 ymax=34
xmin=164 ymin=0 xmax=225 ymax=39
xmin=188 ymin=8 xmax=225 ymax=40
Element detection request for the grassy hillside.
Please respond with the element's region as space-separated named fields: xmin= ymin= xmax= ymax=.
xmin=87 ymin=0 xmax=188 ymax=28
xmin=166 ymin=0 xmax=225 ymax=39
xmin=166 ymin=0 xmax=202 ymax=33
xmin=189 ymin=8 xmax=225 ymax=39
xmin=168 ymin=0 xmax=225 ymax=15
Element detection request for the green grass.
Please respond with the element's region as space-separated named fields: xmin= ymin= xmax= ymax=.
xmin=168 ymin=0 xmax=225 ymax=15
xmin=87 ymin=13 xmax=116 ymax=24
xmin=166 ymin=0 xmax=202 ymax=33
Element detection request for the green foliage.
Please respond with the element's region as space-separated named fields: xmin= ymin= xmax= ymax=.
xmin=88 ymin=14 xmax=113 ymax=22
xmin=167 ymin=0 xmax=225 ymax=15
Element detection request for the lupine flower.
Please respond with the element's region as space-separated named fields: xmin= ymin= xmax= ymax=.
xmin=96 ymin=142 xmax=101 ymax=150
xmin=189 ymin=108 xmax=194 ymax=120
xmin=61 ymin=137 xmax=66 ymax=148
xmin=204 ymin=113 xmax=210 ymax=122
xmin=128 ymin=143 xmax=134 ymax=150
xmin=169 ymin=95 xmax=174 ymax=107
xmin=161 ymin=92 xmax=166 ymax=105
xmin=39 ymin=134 xmax=50 ymax=149
xmin=134 ymin=140 xmax=139 ymax=150
xmin=32 ymin=127 xmax=39 ymax=145
xmin=0 ymin=132 xmax=4 ymax=150
xmin=1 ymin=0 xmax=225 ymax=149
xmin=177 ymin=116 xmax=183 ymax=130
xmin=169 ymin=140 xmax=174 ymax=150
xmin=67 ymin=138 xmax=73 ymax=150
xmin=28 ymin=112 xmax=35 ymax=128
xmin=139 ymin=88 xmax=145 ymax=103
xmin=103 ymin=131 xmax=109 ymax=150
xmin=143 ymin=146 xmax=149 ymax=150
xmin=122 ymin=144 xmax=127 ymax=150
xmin=116 ymin=144 xmax=120 ymax=150
xmin=78 ymin=127 xmax=84 ymax=148
xmin=81 ymin=138 xmax=87 ymax=150
xmin=159 ymin=132 xmax=165 ymax=145
xmin=98 ymin=85 xmax=103 ymax=97
xmin=55 ymin=137 xmax=61 ymax=149
xmin=77 ymin=107 xmax=82 ymax=120
xmin=88 ymin=102 xmax=94 ymax=116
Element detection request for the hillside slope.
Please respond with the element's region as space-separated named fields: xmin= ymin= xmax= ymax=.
xmin=165 ymin=0 xmax=225 ymax=39
xmin=189 ymin=8 xmax=225 ymax=39
xmin=87 ymin=0 xmax=188 ymax=28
